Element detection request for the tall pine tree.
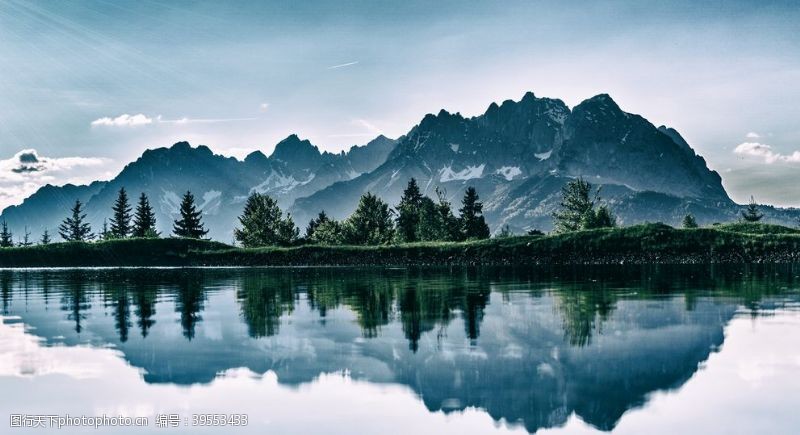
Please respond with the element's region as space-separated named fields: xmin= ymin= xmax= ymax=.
xmin=110 ymin=187 xmax=132 ymax=238
xmin=172 ymin=191 xmax=208 ymax=239
xmin=132 ymin=192 xmax=158 ymax=237
xmin=59 ymin=200 xmax=94 ymax=242
xmin=396 ymin=178 xmax=423 ymax=242
xmin=19 ymin=226 xmax=32 ymax=247
xmin=459 ymin=187 xmax=490 ymax=239
xmin=0 ymin=221 xmax=12 ymax=247
xmin=40 ymin=229 xmax=51 ymax=245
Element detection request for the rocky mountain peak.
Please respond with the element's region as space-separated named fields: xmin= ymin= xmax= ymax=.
xmin=270 ymin=134 xmax=321 ymax=164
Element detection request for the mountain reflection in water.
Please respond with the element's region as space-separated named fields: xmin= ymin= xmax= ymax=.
xmin=0 ymin=266 xmax=798 ymax=434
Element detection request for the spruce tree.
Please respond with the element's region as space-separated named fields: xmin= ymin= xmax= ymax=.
xmin=59 ymin=200 xmax=94 ymax=242
xmin=344 ymin=192 xmax=395 ymax=245
xmin=0 ymin=221 xmax=12 ymax=247
xmin=682 ymin=214 xmax=698 ymax=228
xmin=110 ymin=187 xmax=132 ymax=238
xmin=41 ymin=229 xmax=51 ymax=245
xmin=741 ymin=196 xmax=764 ymax=222
xmin=100 ymin=219 xmax=111 ymax=240
xmin=19 ymin=226 xmax=32 ymax=247
xmin=396 ymin=178 xmax=423 ymax=242
xmin=132 ymin=193 xmax=158 ymax=238
xmin=172 ymin=191 xmax=208 ymax=239
xmin=459 ymin=187 xmax=490 ymax=239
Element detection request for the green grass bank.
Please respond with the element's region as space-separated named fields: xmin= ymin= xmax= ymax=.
xmin=2 ymin=223 xmax=800 ymax=267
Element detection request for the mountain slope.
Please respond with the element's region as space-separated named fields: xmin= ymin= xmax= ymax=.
xmin=1 ymin=136 xmax=396 ymax=241
xmin=4 ymin=91 xmax=797 ymax=241
xmin=292 ymin=92 xmax=741 ymax=232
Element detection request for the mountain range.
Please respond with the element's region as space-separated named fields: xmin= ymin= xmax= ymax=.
xmin=2 ymin=92 xmax=798 ymax=241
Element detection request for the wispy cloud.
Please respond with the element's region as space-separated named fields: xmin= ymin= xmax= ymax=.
xmin=326 ymin=61 xmax=359 ymax=70
xmin=156 ymin=116 xmax=257 ymax=124
xmin=91 ymin=113 xmax=153 ymax=127
xmin=734 ymin=142 xmax=800 ymax=164
xmin=746 ymin=131 xmax=760 ymax=139
xmin=352 ymin=118 xmax=382 ymax=135
xmin=328 ymin=118 xmax=384 ymax=138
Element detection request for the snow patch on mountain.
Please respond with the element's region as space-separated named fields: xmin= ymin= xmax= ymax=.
xmin=439 ymin=164 xmax=485 ymax=182
xmin=160 ymin=190 xmax=182 ymax=215
xmin=450 ymin=143 xmax=460 ymax=153
xmin=535 ymin=150 xmax=552 ymax=161
xmin=200 ymin=190 xmax=222 ymax=214
xmin=496 ymin=166 xmax=522 ymax=181
xmin=251 ymin=172 xmax=300 ymax=194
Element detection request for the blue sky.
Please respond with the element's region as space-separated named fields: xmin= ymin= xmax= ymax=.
xmin=0 ymin=0 xmax=798 ymax=209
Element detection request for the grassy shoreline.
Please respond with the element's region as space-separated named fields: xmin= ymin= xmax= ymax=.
xmin=2 ymin=223 xmax=800 ymax=267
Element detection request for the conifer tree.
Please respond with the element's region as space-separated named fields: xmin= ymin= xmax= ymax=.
xmin=132 ymin=193 xmax=158 ymax=238
xmin=741 ymin=196 xmax=764 ymax=222
xmin=59 ymin=200 xmax=94 ymax=242
xmin=110 ymin=187 xmax=132 ymax=238
xmin=0 ymin=221 xmax=12 ymax=247
xmin=344 ymin=192 xmax=395 ymax=245
xmin=100 ymin=219 xmax=111 ymax=240
xmin=682 ymin=214 xmax=698 ymax=228
xmin=396 ymin=178 xmax=424 ymax=242
xmin=459 ymin=187 xmax=490 ymax=239
xmin=172 ymin=191 xmax=208 ymax=239
xmin=19 ymin=226 xmax=32 ymax=247
xmin=41 ymin=229 xmax=51 ymax=245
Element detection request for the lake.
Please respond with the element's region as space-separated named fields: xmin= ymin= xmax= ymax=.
xmin=1 ymin=266 xmax=798 ymax=434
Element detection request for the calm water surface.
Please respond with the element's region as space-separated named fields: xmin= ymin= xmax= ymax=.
xmin=1 ymin=266 xmax=799 ymax=434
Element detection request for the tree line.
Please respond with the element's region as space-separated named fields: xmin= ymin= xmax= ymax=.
xmin=234 ymin=178 xmax=491 ymax=247
xmin=0 ymin=176 xmax=768 ymax=248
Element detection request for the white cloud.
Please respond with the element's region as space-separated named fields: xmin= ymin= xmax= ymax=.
xmin=0 ymin=149 xmax=109 ymax=211
xmin=746 ymin=132 xmax=760 ymax=139
xmin=733 ymin=142 xmax=800 ymax=164
xmin=91 ymin=113 xmax=258 ymax=128
xmin=91 ymin=113 xmax=153 ymax=127
xmin=260 ymin=103 xmax=269 ymax=111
